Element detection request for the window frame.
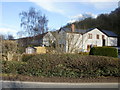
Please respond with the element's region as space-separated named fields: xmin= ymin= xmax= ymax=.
xmin=88 ymin=33 xmax=92 ymax=39
xmin=96 ymin=34 xmax=99 ymax=39
xmin=102 ymin=35 xmax=105 ymax=39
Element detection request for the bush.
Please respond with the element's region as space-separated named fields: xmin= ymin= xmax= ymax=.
xmin=18 ymin=54 xmax=120 ymax=77
xmin=21 ymin=54 xmax=36 ymax=62
xmin=2 ymin=60 xmax=27 ymax=74
xmin=89 ymin=47 xmax=118 ymax=58
xmin=79 ymin=52 xmax=89 ymax=55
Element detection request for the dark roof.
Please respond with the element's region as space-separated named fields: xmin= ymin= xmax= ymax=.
xmin=50 ymin=30 xmax=59 ymax=38
xmin=60 ymin=28 xmax=87 ymax=34
xmin=18 ymin=32 xmax=48 ymax=40
xmin=59 ymin=28 xmax=118 ymax=37
xmin=101 ymin=30 xmax=118 ymax=37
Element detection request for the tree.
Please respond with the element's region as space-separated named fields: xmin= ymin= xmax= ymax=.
xmin=0 ymin=34 xmax=5 ymax=40
xmin=19 ymin=7 xmax=48 ymax=37
xmin=6 ymin=34 xmax=14 ymax=40
xmin=53 ymin=29 xmax=88 ymax=53
xmin=2 ymin=40 xmax=18 ymax=61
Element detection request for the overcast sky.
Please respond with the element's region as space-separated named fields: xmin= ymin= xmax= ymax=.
xmin=0 ymin=0 xmax=119 ymax=38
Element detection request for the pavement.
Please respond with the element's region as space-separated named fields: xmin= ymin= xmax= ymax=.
xmin=0 ymin=80 xmax=119 ymax=88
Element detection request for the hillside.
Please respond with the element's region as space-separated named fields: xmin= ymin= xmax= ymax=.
xmin=65 ymin=7 xmax=120 ymax=36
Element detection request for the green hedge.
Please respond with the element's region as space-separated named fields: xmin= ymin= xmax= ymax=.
xmin=2 ymin=54 xmax=119 ymax=77
xmin=18 ymin=54 xmax=119 ymax=77
xmin=21 ymin=54 xmax=35 ymax=62
xmin=89 ymin=47 xmax=118 ymax=58
xmin=2 ymin=61 xmax=27 ymax=74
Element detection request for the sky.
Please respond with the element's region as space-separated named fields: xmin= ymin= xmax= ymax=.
xmin=0 ymin=0 xmax=119 ymax=38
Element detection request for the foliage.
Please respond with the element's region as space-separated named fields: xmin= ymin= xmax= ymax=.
xmin=21 ymin=54 xmax=35 ymax=62
xmin=65 ymin=7 xmax=120 ymax=46
xmin=79 ymin=52 xmax=89 ymax=55
xmin=2 ymin=60 xmax=27 ymax=74
xmin=18 ymin=54 xmax=119 ymax=77
xmin=2 ymin=40 xmax=19 ymax=61
xmin=89 ymin=47 xmax=118 ymax=58
xmin=2 ymin=40 xmax=18 ymax=54
xmin=6 ymin=34 xmax=14 ymax=40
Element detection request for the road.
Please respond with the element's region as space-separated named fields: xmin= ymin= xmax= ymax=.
xmin=0 ymin=81 xmax=119 ymax=88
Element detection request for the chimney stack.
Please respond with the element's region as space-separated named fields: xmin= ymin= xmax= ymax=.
xmin=71 ymin=24 xmax=75 ymax=32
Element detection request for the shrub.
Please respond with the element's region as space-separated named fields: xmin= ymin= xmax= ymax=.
xmin=18 ymin=54 xmax=120 ymax=77
xmin=79 ymin=52 xmax=89 ymax=55
xmin=21 ymin=54 xmax=36 ymax=62
xmin=2 ymin=60 xmax=27 ymax=74
xmin=89 ymin=47 xmax=118 ymax=58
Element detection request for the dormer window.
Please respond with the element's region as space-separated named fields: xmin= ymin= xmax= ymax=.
xmin=88 ymin=34 xmax=92 ymax=39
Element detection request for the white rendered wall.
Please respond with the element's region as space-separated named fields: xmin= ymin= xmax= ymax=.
xmin=108 ymin=37 xmax=117 ymax=46
xmin=82 ymin=28 xmax=108 ymax=52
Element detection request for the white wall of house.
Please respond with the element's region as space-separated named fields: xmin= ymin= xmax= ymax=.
xmin=108 ymin=37 xmax=117 ymax=46
xmin=58 ymin=28 xmax=118 ymax=53
xmin=42 ymin=32 xmax=56 ymax=46
xmin=65 ymin=33 xmax=83 ymax=53
xmin=83 ymin=28 xmax=109 ymax=52
xmin=58 ymin=30 xmax=67 ymax=52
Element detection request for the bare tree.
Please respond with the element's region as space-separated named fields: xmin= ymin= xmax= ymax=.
xmin=19 ymin=7 xmax=48 ymax=37
xmin=53 ymin=29 xmax=88 ymax=53
xmin=6 ymin=34 xmax=14 ymax=40
xmin=66 ymin=33 xmax=83 ymax=53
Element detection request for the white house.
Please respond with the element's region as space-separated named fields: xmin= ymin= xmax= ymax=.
xmin=58 ymin=24 xmax=118 ymax=53
xmin=42 ymin=31 xmax=56 ymax=46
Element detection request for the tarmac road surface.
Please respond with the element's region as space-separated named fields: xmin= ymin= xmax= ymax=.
xmin=0 ymin=80 xmax=119 ymax=88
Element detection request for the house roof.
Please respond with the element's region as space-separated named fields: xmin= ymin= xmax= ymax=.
xmin=101 ymin=30 xmax=118 ymax=37
xmin=50 ymin=30 xmax=59 ymax=38
xmin=59 ymin=28 xmax=118 ymax=37
xmin=59 ymin=28 xmax=87 ymax=34
xmin=18 ymin=32 xmax=48 ymax=40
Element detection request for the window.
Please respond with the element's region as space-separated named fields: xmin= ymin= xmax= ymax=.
xmin=88 ymin=34 xmax=92 ymax=39
xmin=102 ymin=35 xmax=104 ymax=39
xmin=96 ymin=34 xmax=99 ymax=39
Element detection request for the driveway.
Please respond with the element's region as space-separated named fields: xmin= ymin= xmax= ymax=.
xmin=1 ymin=81 xmax=119 ymax=88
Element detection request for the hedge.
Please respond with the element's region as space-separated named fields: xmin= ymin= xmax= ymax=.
xmin=18 ymin=54 xmax=120 ymax=77
xmin=2 ymin=54 xmax=119 ymax=78
xmin=2 ymin=61 xmax=27 ymax=74
xmin=89 ymin=47 xmax=118 ymax=58
xmin=21 ymin=54 xmax=35 ymax=62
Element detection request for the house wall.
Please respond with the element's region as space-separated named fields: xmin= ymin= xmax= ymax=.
xmin=43 ymin=32 xmax=56 ymax=46
xmin=108 ymin=37 xmax=117 ymax=46
xmin=82 ymin=28 xmax=118 ymax=52
xmin=65 ymin=33 xmax=82 ymax=53
xmin=83 ymin=28 xmax=108 ymax=52
xmin=58 ymin=30 xmax=67 ymax=52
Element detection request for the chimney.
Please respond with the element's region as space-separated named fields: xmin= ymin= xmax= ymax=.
xmin=71 ymin=24 xmax=75 ymax=32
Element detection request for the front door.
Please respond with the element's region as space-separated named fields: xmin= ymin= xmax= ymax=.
xmin=102 ymin=39 xmax=105 ymax=46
